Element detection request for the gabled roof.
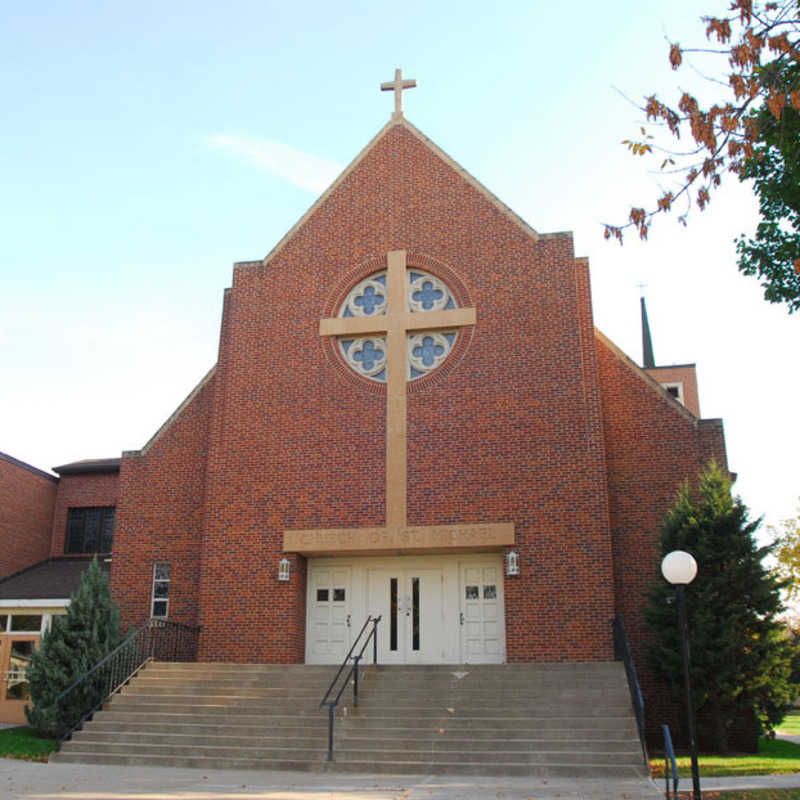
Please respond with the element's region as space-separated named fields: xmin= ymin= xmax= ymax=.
xmin=237 ymin=116 xmax=570 ymax=272
xmin=0 ymin=558 xmax=109 ymax=601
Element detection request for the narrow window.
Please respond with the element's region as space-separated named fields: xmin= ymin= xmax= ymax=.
xmin=151 ymin=563 xmax=171 ymax=619
xmin=390 ymin=577 xmax=398 ymax=651
xmin=412 ymin=577 xmax=420 ymax=651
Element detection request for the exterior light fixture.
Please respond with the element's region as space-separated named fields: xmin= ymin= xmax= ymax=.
xmin=505 ymin=551 xmax=520 ymax=576
xmin=661 ymin=549 xmax=700 ymax=800
xmin=661 ymin=550 xmax=698 ymax=585
xmin=278 ymin=558 xmax=291 ymax=582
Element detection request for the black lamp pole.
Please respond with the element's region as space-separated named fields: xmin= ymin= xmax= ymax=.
xmin=675 ymin=584 xmax=701 ymax=800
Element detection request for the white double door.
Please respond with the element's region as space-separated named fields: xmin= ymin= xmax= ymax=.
xmin=305 ymin=555 xmax=505 ymax=665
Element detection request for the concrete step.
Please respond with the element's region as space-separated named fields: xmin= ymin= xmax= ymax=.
xmin=85 ymin=717 xmax=635 ymax=739
xmin=59 ymin=739 xmax=641 ymax=766
xmin=51 ymin=751 xmax=649 ymax=778
xmin=71 ymin=730 xmax=640 ymax=754
xmin=95 ymin=708 xmax=636 ymax=733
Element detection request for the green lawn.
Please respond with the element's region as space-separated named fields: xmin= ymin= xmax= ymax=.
xmin=0 ymin=726 xmax=58 ymax=762
xmin=777 ymin=713 xmax=800 ymax=736
xmin=651 ymin=737 xmax=800 ymax=778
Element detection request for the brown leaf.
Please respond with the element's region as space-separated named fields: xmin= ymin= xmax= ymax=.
xmin=767 ymin=92 xmax=786 ymax=119
xmin=669 ymin=43 xmax=682 ymax=69
xmin=794 ymin=259 xmax=800 ymax=275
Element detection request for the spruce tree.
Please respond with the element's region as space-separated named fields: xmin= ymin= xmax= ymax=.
xmin=26 ymin=556 xmax=122 ymax=736
xmin=644 ymin=462 xmax=797 ymax=753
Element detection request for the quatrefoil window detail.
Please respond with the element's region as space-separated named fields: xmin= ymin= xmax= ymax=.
xmin=337 ymin=268 xmax=459 ymax=382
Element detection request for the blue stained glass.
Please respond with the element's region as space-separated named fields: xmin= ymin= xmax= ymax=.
xmin=341 ymin=339 xmax=353 ymax=354
xmin=353 ymin=285 xmax=384 ymax=315
xmin=353 ymin=340 xmax=384 ymax=371
xmin=445 ymin=297 xmax=455 ymax=310
xmin=412 ymin=280 xmax=444 ymax=310
xmin=374 ymin=367 xmax=386 ymax=381
xmin=443 ymin=332 xmax=456 ymax=346
xmin=410 ymin=366 xmax=424 ymax=378
xmin=412 ymin=336 xmax=445 ymax=367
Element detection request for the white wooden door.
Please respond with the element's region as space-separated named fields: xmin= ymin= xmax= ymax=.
xmin=459 ymin=562 xmax=505 ymax=663
xmin=307 ymin=566 xmax=352 ymax=663
xmin=368 ymin=567 xmax=445 ymax=664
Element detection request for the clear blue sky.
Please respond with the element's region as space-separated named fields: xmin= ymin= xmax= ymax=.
xmin=1 ymin=1 xmax=797 ymax=536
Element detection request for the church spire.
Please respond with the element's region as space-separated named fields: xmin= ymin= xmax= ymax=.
xmin=640 ymin=293 xmax=656 ymax=369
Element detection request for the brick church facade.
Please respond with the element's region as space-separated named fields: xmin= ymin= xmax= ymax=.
xmin=1 ymin=93 xmax=726 ymax=731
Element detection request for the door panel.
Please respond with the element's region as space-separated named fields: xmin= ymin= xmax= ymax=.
xmin=307 ymin=567 xmax=352 ymax=663
xmin=459 ymin=563 xmax=505 ymax=663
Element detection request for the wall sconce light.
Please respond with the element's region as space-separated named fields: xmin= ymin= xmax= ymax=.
xmin=278 ymin=557 xmax=291 ymax=582
xmin=505 ymin=551 xmax=520 ymax=576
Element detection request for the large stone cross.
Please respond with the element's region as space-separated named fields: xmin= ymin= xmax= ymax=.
xmin=283 ymin=251 xmax=514 ymax=555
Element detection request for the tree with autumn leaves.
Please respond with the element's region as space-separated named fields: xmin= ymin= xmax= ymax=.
xmin=610 ymin=0 xmax=800 ymax=313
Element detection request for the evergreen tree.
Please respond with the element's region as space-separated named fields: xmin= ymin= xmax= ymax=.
xmin=26 ymin=556 xmax=122 ymax=736
xmin=644 ymin=462 xmax=797 ymax=753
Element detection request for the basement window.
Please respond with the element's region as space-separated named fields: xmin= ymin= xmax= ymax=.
xmin=151 ymin=563 xmax=171 ymax=619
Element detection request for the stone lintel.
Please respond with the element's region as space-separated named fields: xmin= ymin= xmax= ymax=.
xmin=283 ymin=522 xmax=514 ymax=557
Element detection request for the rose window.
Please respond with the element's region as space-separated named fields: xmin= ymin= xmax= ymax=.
xmin=338 ymin=269 xmax=459 ymax=382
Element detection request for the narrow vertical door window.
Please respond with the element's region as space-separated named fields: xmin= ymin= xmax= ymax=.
xmin=390 ymin=577 xmax=398 ymax=651
xmin=411 ymin=577 xmax=420 ymax=651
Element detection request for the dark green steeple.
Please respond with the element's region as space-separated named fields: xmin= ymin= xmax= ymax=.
xmin=641 ymin=296 xmax=655 ymax=368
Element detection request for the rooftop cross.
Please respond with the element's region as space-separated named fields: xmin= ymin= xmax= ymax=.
xmin=381 ymin=68 xmax=417 ymax=118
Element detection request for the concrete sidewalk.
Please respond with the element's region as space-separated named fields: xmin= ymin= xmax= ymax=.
xmin=0 ymin=759 xmax=662 ymax=800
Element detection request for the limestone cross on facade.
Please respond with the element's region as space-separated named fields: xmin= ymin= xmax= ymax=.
xmin=318 ymin=250 xmax=475 ymax=528
xmin=381 ymin=68 xmax=417 ymax=117
xmin=283 ymin=251 xmax=514 ymax=556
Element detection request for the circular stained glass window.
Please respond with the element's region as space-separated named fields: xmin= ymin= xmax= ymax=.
xmin=337 ymin=269 xmax=459 ymax=382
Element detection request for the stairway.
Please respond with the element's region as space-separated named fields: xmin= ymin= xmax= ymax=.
xmin=52 ymin=661 xmax=648 ymax=776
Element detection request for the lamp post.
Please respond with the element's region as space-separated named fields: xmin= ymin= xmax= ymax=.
xmin=661 ymin=550 xmax=700 ymax=800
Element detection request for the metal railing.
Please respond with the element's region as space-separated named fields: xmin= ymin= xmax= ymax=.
xmin=612 ymin=614 xmax=649 ymax=764
xmin=662 ymin=724 xmax=680 ymax=799
xmin=54 ymin=618 xmax=201 ymax=743
xmin=319 ymin=614 xmax=381 ymax=761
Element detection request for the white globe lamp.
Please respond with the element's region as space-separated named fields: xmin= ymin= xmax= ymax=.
xmin=661 ymin=550 xmax=698 ymax=585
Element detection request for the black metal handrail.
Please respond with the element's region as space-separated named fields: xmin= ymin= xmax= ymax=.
xmin=319 ymin=614 xmax=381 ymax=761
xmin=663 ymin=724 xmax=680 ymax=800
xmin=54 ymin=618 xmax=201 ymax=743
xmin=612 ymin=614 xmax=649 ymax=764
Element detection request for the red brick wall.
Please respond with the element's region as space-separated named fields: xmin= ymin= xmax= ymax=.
xmin=50 ymin=472 xmax=119 ymax=557
xmin=110 ymin=120 xmax=726 ymax=671
xmin=0 ymin=454 xmax=57 ymax=578
xmin=645 ymin=364 xmax=700 ymax=417
xmin=596 ymin=333 xmax=727 ymax=741
xmin=111 ymin=369 xmax=215 ymax=630
xmin=194 ymin=122 xmax=616 ymax=662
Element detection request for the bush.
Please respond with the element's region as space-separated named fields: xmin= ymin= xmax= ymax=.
xmin=25 ymin=556 xmax=122 ymax=736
